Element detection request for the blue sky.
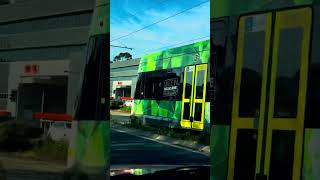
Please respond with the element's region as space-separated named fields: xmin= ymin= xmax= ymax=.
xmin=110 ymin=0 xmax=210 ymax=60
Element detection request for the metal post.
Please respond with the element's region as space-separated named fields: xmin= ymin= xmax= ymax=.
xmin=41 ymin=88 xmax=45 ymax=132
xmin=15 ymin=87 xmax=19 ymax=121
xmin=41 ymin=89 xmax=45 ymax=114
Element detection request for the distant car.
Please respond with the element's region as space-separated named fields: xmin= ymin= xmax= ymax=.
xmin=47 ymin=122 xmax=72 ymax=141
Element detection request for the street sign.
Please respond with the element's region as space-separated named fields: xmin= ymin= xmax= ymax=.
xmin=24 ymin=64 xmax=39 ymax=75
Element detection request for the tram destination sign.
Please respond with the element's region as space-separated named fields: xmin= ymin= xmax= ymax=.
xmin=163 ymin=78 xmax=179 ymax=97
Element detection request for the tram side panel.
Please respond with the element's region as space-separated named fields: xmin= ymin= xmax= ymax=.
xmin=303 ymin=5 xmax=320 ymax=180
xmin=211 ymin=17 xmax=237 ymax=180
xmin=211 ymin=7 xmax=320 ymax=179
xmin=132 ymin=40 xmax=211 ymax=132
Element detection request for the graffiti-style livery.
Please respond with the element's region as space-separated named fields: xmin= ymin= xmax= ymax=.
xmin=132 ymin=40 xmax=211 ymax=132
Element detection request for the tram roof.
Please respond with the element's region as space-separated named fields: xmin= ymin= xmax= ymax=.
xmin=138 ymin=39 xmax=210 ymax=73
xmin=212 ymin=0 xmax=318 ymax=18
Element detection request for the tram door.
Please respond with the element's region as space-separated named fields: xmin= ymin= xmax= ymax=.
xmin=181 ymin=64 xmax=208 ymax=131
xmin=227 ymin=8 xmax=311 ymax=179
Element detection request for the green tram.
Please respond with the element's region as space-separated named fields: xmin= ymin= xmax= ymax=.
xmin=211 ymin=0 xmax=320 ymax=179
xmin=66 ymin=0 xmax=109 ymax=178
xmin=132 ymin=40 xmax=212 ymax=132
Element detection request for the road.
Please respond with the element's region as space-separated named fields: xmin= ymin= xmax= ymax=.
xmin=0 ymin=153 xmax=66 ymax=180
xmin=110 ymin=129 xmax=210 ymax=167
xmin=2 ymin=170 xmax=65 ymax=180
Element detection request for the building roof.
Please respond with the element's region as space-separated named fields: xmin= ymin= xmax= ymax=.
xmin=110 ymin=58 xmax=140 ymax=69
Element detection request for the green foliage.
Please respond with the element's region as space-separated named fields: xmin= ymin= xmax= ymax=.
xmin=113 ymin=52 xmax=133 ymax=62
xmin=110 ymin=100 xmax=123 ymax=109
xmin=0 ymin=121 xmax=42 ymax=152
xmin=31 ymin=138 xmax=68 ymax=161
xmin=0 ymin=121 xmax=68 ymax=162
xmin=125 ymin=118 xmax=209 ymax=146
xmin=120 ymin=106 xmax=131 ymax=113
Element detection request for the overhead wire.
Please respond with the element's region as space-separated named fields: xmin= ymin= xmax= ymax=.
xmin=110 ymin=40 xmax=133 ymax=50
xmin=113 ymin=35 xmax=210 ymax=58
xmin=110 ymin=36 xmax=210 ymax=60
xmin=110 ymin=45 xmax=133 ymax=50
xmin=110 ymin=0 xmax=209 ymax=42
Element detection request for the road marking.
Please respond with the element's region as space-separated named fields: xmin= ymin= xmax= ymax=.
xmin=112 ymin=128 xmax=209 ymax=157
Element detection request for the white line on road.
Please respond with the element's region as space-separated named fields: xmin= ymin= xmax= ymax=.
xmin=112 ymin=128 xmax=209 ymax=157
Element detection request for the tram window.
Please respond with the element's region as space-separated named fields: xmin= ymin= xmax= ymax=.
xmin=152 ymin=72 xmax=164 ymax=99
xmin=163 ymin=68 xmax=183 ymax=100
xmin=151 ymin=80 xmax=162 ymax=99
xmin=239 ymin=31 xmax=264 ymax=117
xmin=185 ymin=69 xmax=193 ymax=99
xmin=194 ymin=103 xmax=202 ymax=121
xmin=196 ymin=70 xmax=205 ymax=99
xmin=183 ymin=103 xmax=190 ymax=120
xmin=211 ymin=20 xmax=231 ymax=125
xmin=137 ymin=68 xmax=183 ymax=100
xmin=234 ymin=129 xmax=258 ymax=179
xmin=144 ymin=70 xmax=165 ymax=99
xmin=134 ymin=74 xmax=144 ymax=99
xmin=274 ymin=28 xmax=302 ymax=118
xmin=305 ymin=9 xmax=320 ymax=128
xmin=75 ymin=35 xmax=108 ymax=120
xmin=212 ymin=21 xmax=227 ymax=68
xmin=305 ymin=64 xmax=320 ymax=128
xmin=207 ymin=58 xmax=214 ymax=102
xmin=269 ymin=130 xmax=295 ymax=179
xmin=143 ymin=73 xmax=151 ymax=98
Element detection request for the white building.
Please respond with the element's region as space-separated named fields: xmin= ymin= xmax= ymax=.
xmin=0 ymin=0 xmax=94 ymax=119
xmin=110 ymin=58 xmax=140 ymax=100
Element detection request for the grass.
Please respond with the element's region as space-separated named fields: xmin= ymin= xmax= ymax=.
xmin=0 ymin=120 xmax=68 ymax=162
xmin=0 ymin=120 xmax=42 ymax=152
xmin=24 ymin=138 xmax=68 ymax=162
xmin=118 ymin=117 xmax=210 ymax=146
xmin=120 ymin=106 xmax=131 ymax=113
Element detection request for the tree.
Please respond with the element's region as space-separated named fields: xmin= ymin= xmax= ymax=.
xmin=113 ymin=52 xmax=133 ymax=62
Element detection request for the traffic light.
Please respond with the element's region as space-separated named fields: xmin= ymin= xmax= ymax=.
xmin=9 ymin=90 xmax=17 ymax=102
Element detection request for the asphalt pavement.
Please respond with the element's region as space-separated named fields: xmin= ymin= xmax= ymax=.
xmin=110 ymin=128 xmax=210 ymax=167
xmin=0 ymin=153 xmax=66 ymax=180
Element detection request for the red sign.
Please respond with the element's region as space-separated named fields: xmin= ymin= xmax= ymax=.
xmin=120 ymin=97 xmax=133 ymax=101
xmin=33 ymin=112 xmax=72 ymax=121
xmin=24 ymin=65 xmax=31 ymax=73
xmin=0 ymin=111 xmax=11 ymax=117
xmin=117 ymin=82 xmax=123 ymax=85
xmin=32 ymin=64 xmax=39 ymax=73
xmin=24 ymin=64 xmax=39 ymax=75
